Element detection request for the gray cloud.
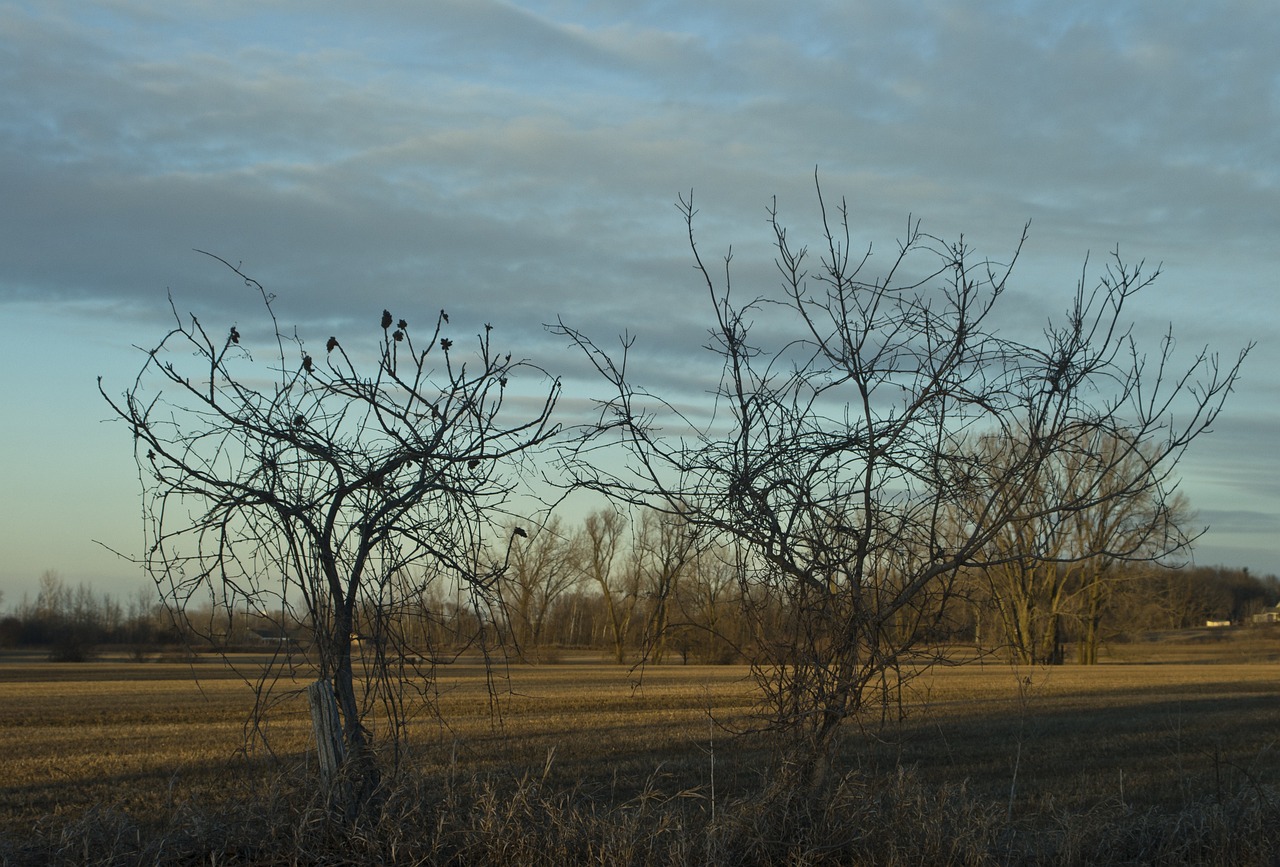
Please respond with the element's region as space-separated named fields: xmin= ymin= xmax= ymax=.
xmin=1 ymin=1 xmax=1276 ymax=591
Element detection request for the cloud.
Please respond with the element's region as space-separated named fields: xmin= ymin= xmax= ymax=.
xmin=1196 ymin=509 xmax=1280 ymax=536
xmin=0 ymin=0 xmax=1276 ymax=590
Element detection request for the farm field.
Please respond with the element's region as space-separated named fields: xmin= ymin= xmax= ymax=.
xmin=5 ymin=654 xmax=755 ymax=827
xmin=1 ymin=631 xmax=1278 ymax=863
xmin=4 ymin=637 xmax=1278 ymax=815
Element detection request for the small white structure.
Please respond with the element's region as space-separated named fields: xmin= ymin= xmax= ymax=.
xmin=1249 ymin=606 xmax=1280 ymax=625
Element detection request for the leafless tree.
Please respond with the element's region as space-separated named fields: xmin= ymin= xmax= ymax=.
xmin=498 ymin=516 xmax=581 ymax=660
xmin=556 ymin=179 xmax=1249 ymax=789
xmin=673 ymin=541 xmax=750 ymax=664
xmin=100 ymin=257 xmax=559 ymax=811
xmin=977 ymin=431 xmax=1194 ymax=664
xmin=575 ymin=508 xmax=638 ymax=663
xmin=630 ymin=506 xmax=705 ymax=663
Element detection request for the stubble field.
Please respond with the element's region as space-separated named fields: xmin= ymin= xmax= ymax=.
xmin=2 ymin=630 xmax=1278 ymax=864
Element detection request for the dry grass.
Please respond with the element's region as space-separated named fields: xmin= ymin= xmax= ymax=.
xmin=1 ymin=632 xmax=1278 ymax=864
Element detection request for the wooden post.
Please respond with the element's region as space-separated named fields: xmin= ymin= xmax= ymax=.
xmin=307 ymin=678 xmax=346 ymax=787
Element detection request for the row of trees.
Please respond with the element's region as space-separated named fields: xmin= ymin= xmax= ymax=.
xmin=0 ymin=571 xmax=178 ymax=659
xmin=502 ymin=511 xmax=1277 ymax=666
xmin=498 ymin=509 xmax=738 ymax=664
xmin=9 ymin=525 xmax=1274 ymax=665
xmin=97 ymin=180 xmax=1252 ymax=808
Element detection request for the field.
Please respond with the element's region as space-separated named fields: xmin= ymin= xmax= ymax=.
xmin=2 ymin=630 xmax=1279 ymax=864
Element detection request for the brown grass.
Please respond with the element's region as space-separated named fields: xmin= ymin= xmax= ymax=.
xmin=1 ymin=631 xmax=1278 ymax=864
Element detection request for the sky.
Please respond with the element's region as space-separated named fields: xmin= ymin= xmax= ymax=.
xmin=1 ymin=0 xmax=1276 ymax=602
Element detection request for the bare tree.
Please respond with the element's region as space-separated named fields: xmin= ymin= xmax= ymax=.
xmin=631 ymin=506 xmax=704 ymax=663
xmin=1066 ymin=444 xmax=1193 ymax=664
xmin=674 ymin=541 xmax=749 ymax=664
xmin=575 ymin=508 xmax=638 ymax=663
xmin=556 ymin=179 xmax=1249 ymax=788
xmin=498 ymin=516 xmax=581 ymax=660
xmin=976 ymin=427 xmax=1199 ymax=665
xmin=100 ymin=258 xmax=559 ymax=811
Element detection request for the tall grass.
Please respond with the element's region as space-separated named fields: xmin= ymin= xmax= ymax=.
xmin=4 ymin=757 xmax=1277 ymax=866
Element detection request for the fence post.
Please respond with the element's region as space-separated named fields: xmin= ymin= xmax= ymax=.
xmin=307 ymin=678 xmax=346 ymax=788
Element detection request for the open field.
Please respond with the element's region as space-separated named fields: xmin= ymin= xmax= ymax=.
xmin=1 ymin=653 xmax=759 ymax=826
xmin=1 ymin=630 xmax=1278 ymax=864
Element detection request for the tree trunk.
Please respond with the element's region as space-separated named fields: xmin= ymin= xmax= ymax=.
xmin=1077 ymin=568 xmax=1106 ymax=665
xmin=647 ymin=601 xmax=669 ymax=664
xmin=1043 ymin=613 xmax=1064 ymax=665
xmin=329 ymin=608 xmax=381 ymax=817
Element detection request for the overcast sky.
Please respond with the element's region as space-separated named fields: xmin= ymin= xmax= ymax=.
xmin=1 ymin=1 xmax=1276 ymax=601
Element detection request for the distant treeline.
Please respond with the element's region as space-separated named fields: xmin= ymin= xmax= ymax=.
xmin=0 ymin=573 xmax=182 ymax=660
xmin=3 ymin=520 xmax=1277 ymax=664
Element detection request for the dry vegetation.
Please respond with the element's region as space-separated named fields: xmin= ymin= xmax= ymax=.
xmin=2 ymin=630 xmax=1278 ymax=865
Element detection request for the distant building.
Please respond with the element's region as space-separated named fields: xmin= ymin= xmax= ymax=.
xmin=1248 ymin=605 xmax=1280 ymax=626
xmin=1249 ymin=604 xmax=1280 ymax=624
xmin=1205 ymin=619 xmax=1232 ymax=628
xmin=250 ymin=628 xmax=294 ymax=644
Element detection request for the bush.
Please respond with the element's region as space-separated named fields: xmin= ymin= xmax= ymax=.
xmin=47 ymin=634 xmax=98 ymax=662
